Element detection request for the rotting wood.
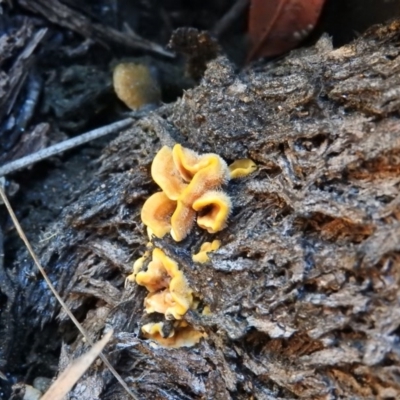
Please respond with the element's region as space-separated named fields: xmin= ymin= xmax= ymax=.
xmin=5 ymin=17 xmax=400 ymax=400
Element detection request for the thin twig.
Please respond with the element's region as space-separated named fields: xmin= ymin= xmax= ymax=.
xmin=0 ymin=187 xmax=139 ymax=400
xmin=0 ymin=118 xmax=133 ymax=177
xmin=212 ymin=0 xmax=249 ymax=38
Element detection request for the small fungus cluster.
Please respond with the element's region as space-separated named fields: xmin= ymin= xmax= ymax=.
xmin=129 ymin=145 xmax=257 ymax=347
xmin=135 ymin=247 xmax=193 ymax=320
xmin=141 ymin=321 xmax=206 ymax=348
xmin=141 ymin=144 xmax=255 ymax=242
xmin=127 ymin=245 xmax=204 ymax=347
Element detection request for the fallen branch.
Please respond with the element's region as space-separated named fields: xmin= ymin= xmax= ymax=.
xmin=0 ymin=118 xmax=133 ymax=176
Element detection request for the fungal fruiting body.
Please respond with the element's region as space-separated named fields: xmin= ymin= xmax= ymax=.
xmin=228 ymin=159 xmax=258 ymax=179
xmin=143 ymin=144 xmax=233 ymax=242
xmin=135 ymin=248 xmax=193 ymax=319
xmin=132 ymin=248 xmax=206 ymax=348
xmin=141 ymin=321 xmax=206 ymax=348
xmin=141 ymin=192 xmax=176 ymax=239
xmin=113 ymin=63 xmax=161 ymax=110
xmin=151 ymin=146 xmax=187 ymax=200
xmin=178 ymin=153 xmax=230 ymax=206
xmin=172 ymin=144 xmax=204 ymax=181
xmin=170 ymin=202 xmax=197 ymax=242
xmin=131 ymin=145 xmax=257 ymax=347
xmin=192 ymin=240 xmax=221 ymax=264
xmin=193 ymin=191 xmax=232 ymax=233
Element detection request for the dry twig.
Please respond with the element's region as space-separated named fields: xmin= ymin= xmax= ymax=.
xmin=0 ymin=118 xmax=133 ymax=176
xmin=212 ymin=0 xmax=249 ymax=37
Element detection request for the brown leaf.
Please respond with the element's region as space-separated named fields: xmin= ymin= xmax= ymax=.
xmin=248 ymin=0 xmax=326 ymax=60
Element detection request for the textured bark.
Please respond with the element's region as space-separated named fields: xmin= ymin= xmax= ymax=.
xmin=8 ymin=20 xmax=400 ymax=399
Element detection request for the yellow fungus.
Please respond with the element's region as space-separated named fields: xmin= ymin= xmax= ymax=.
xmin=141 ymin=321 xmax=206 ymax=348
xmin=228 ymin=159 xmax=257 ymax=179
xmin=202 ymin=305 xmax=212 ymax=316
xmin=141 ymin=192 xmax=176 ymax=239
xmin=151 ymin=146 xmax=187 ymax=200
xmin=141 ymin=322 xmax=174 ymax=338
xmin=136 ymin=248 xmax=193 ymax=319
xmin=135 ymin=252 xmax=171 ymax=293
xmin=141 ymin=145 xmax=233 ymax=241
xmin=144 ymin=289 xmax=174 ymax=315
xmin=192 ymin=240 xmax=221 ymax=263
xmin=113 ymin=63 xmax=161 ymax=110
xmin=193 ymin=191 xmax=232 ymax=233
xmin=179 ymin=153 xmax=230 ymax=207
xmin=172 ymin=144 xmax=203 ymax=181
xmin=170 ymin=200 xmax=196 ymax=242
xmin=132 ymin=251 xmax=150 ymax=276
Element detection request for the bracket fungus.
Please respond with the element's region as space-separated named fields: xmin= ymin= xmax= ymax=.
xmin=228 ymin=159 xmax=258 ymax=179
xmin=151 ymin=146 xmax=188 ymax=200
xmin=131 ymin=248 xmax=206 ymax=347
xmin=192 ymin=191 xmax=232 ymax=233
xmin=140 ymin=192 xmax=176 ymax=239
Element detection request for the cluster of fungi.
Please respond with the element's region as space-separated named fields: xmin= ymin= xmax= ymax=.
xmin=127 ymin=144 xmax=256 ymax=347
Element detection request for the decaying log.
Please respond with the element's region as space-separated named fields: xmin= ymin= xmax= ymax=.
xmin=6 ymin=19 xmax=400 ymax=399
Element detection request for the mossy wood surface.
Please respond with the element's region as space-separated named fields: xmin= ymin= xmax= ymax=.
xmin=7 ymin=21 xmax=400 ymax=399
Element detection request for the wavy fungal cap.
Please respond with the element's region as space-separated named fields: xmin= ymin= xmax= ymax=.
xmin=192 ymin=240 xmax=221 ymax=264
xmin=170 ymin=201 xmax=196 ymax=242
xmin=144 ymin=290 xmax=174 ymax=315
xmin=179 ymin=153 xmax=230 ymax=207
xmin=193 ymin=191 xmax=232 ymax=233
xmin=141 ymin=321 xmax=206 ymax=348
xmin=135 ymin=249 xmax=171 ymax=293
xmin=144 ymin=144 xmax=232 ymax=241
xmin=151 ymin=146 xmax=187 ymax=200
xmin=228 ymin=159 xmax=257 ymax=179
xmin=136 ymin=248 xmax=193 ymax=319
xmin=113 ymin=63 xmax=161 ymax=110
xmin=172 ymin=144 xmax=204 ymax=181
xmin=141 ymin=192 xmax=176 ymax=239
